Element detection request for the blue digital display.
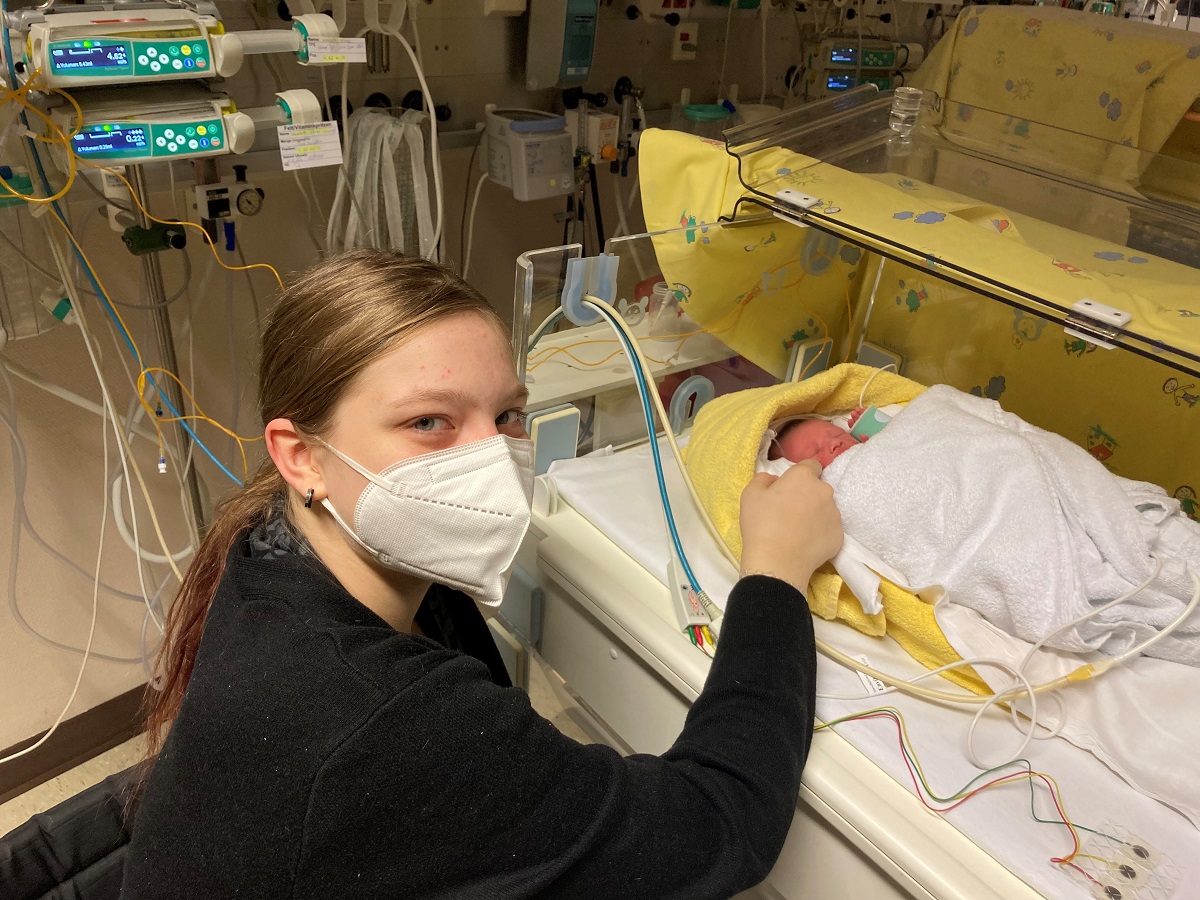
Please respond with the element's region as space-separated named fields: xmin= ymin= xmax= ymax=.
xmin=830 ymin=47 xmax=857 ymax=64
xmin=50 ymin=42 xmax=130 ymax=71
xmin=73 ymin=126 xmax=150 ymax=155
xmin=826 ymin=74 xmax=855 ymax=91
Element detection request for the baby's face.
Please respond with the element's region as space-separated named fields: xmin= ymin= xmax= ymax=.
xmin=772 ymin=418 xmax=861 ymax=468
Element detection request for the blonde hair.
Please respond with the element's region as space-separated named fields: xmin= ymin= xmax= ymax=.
xmin=143 ymin=250 xmax=504 ymax=767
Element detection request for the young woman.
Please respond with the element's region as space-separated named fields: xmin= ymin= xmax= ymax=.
xmin=121 ymin=250 xmax=843 ymax=899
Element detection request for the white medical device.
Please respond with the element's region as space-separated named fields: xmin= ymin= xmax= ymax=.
xmin=48 ymin=85 xmax=262 ymax=165
xmin=482 ymin=106 xmax=573 ymax=202
xmin=525 ymin=0 xmax=599 ymax=91
xmin=24 ymin=8 xmax=341 ymax=88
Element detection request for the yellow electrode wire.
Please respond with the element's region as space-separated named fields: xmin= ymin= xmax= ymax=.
xmin=32 ymin=171 xmax=264 ymax=478
xmin=0 ymin=71 xmax=82 ymax=203
xmin=77 ymin=157 xmax=285 ymax=293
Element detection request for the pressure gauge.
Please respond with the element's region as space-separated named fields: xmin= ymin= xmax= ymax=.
xmin=235 ymin=187 xmax=265 ymax=216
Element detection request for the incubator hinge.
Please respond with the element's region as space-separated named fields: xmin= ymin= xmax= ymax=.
xmin=1063 ymin=299 xmax=1132 ymax=351
xmin=771 ymin=189 xmax=820 ymax=228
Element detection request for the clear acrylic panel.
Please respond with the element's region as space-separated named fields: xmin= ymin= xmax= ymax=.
xmin=721 ymin=88 xmax=1200 ymax=376
xmin=514 ymin=207 xmax=1199 ymax=498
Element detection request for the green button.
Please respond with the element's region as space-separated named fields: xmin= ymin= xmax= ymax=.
xmin=186 ymin=127 xmax=195 ymax=136
xmin=169 ymin=45 xmax=180 ymax=56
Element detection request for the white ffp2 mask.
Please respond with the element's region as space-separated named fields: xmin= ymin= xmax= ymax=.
xmin=316 ymin=435 xmax=535 ymax=607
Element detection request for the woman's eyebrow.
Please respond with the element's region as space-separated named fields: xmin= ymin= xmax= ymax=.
xmin=386 ymin=388 xmax=475 ymax=408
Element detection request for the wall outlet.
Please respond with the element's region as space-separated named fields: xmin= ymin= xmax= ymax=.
xmin=672 ymin=21 xmax=698 ymax=61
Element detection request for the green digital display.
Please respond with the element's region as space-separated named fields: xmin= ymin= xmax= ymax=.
xmin=71 ymin=118 xmax=225 ymax=161
xmin=48 ymin=36 xmax=211 ymax=80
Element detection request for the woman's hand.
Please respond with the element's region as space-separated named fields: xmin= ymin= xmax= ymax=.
xmin=738 ymin=460 xmax=844 ymax=595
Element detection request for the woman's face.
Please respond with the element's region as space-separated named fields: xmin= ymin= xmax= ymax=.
xmin=316 ymin=312 xmax=529 ymax=507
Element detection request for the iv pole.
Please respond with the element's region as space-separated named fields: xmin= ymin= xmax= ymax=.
xmin=128 ymin=164 xmax=206 ymax=540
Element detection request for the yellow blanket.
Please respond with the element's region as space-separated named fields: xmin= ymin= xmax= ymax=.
xmin=686 ymin=364 xmax=988 ymax=694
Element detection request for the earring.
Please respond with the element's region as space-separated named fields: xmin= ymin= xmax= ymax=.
xmin=304 ymin=488 xmax=314 ymax=509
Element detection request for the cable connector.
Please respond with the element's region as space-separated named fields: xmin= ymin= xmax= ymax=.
xmin=38 ymin=289 xmax=78 ymax=325
xmin=668 ymin=550 xmax=710 ymax=631
xmin=157 ymin=456 xmax=168 ymax=474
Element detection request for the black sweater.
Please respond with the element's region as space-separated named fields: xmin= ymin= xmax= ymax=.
xmin=121 ymin=539 xmax=817 ymax=899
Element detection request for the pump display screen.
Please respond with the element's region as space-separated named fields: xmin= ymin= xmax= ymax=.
xmin=73 ymin=125 xmax=150 ymax=155
xmin=45 ymin=36 xmax=211 ymax=81
xmin=830 ymin=47 xmax=857 ymax=65
xmin=49 ymin=41 xmax=131 ymax=72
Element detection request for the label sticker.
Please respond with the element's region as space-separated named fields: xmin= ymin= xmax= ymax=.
xmin=853 ymin=655 xmax=889 ymax=696
xmin=305 ymin=37 xmax=367 ymax=64
xmin=278 ymin=122 xmax=343 ymax=171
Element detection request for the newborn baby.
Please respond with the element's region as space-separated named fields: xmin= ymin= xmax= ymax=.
xmin=768 ymin=408 xmax=870 ymax=467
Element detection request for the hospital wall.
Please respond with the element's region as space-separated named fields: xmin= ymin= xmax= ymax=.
xmin=0 ymin=0 xmax=953 ymax=759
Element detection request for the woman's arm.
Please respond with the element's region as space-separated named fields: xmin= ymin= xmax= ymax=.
xmin=294 ymin=574 xmax=815 ymax=900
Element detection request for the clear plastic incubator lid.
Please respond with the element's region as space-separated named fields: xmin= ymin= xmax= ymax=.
xmin=721 ymin=85 xmax=1200 ymax=378
xmin=514 ymin=86 xmax=1200 ymax=499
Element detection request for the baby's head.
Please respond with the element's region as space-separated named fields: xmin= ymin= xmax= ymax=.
xmin=769 ymin=417 xmax=860 ymax=468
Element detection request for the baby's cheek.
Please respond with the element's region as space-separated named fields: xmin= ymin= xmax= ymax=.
xmin=779 ymin=434 xmax=818 ymax=462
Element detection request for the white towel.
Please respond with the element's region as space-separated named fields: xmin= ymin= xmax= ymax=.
xmin=819 ymin=385 xmax=1200 ymax=665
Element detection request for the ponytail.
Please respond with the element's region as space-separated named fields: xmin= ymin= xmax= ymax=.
xmin=143 ymin=464 xmax=285 ymax=761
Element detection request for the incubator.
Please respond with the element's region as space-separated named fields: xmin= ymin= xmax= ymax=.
xmin=504 ymin=87 xmax=1200 ymax=899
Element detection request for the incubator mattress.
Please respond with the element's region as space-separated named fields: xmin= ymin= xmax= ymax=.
xmin=547 ymin=445 xmax=1200 ymax=898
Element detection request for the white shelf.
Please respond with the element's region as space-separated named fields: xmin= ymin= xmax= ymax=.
xmin=525 ymin=321 xmax=733 ymax=412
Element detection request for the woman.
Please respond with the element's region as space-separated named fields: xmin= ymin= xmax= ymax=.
xmin=121 ymin=251 xmax=843 ymax=899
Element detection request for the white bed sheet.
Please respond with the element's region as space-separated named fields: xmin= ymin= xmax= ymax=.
xmin=548 ymin=441 xmax=1200 ymax=900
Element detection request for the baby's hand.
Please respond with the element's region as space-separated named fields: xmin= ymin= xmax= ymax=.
xmin=847 ymin=406 xmax=867 ymax=428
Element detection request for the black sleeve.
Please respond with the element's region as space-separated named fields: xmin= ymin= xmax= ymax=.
xmin=415 ymin=584 xmax=512 ymax=687
xmin=293 ymin=575 xmax=816 ymax=900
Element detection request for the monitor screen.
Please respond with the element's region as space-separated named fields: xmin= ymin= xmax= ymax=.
xmin=50 ymin=43 xmax=130 ymax=71
xmin=829 ymin=47 xmax=857 ymax=65
xmin=73 ymin=126 xmax=149 ymax=155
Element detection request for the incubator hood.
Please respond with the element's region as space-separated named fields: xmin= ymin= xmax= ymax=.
xmin=515 ymin=86 xmax=1200 ymax=500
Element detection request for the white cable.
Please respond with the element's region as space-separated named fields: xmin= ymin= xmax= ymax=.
xmin=1117 ymin=569 xmax=1200 ymax=660
xmin=110 ymin=473 xmax=193 ymax=567
xmin=1 ymin=357 xmax=159 ymax=444
xmin=462 ymin=172 xmax=488 ymax=281
xmin=0 ymin=373 xmax=141 ymax=662
xmin=327 ymin=29 xmax=373 ymax=252
xmin=44 ymin=218 xmax=187 ymax=585
xmin=0 ymin=370 xmax=106 ymax=766
xmin=383 ymin=23 xmax=444 ymax=260
xmin=717 ymin=0 xmax=737 ymax=102
xmin=760 ymin=4 xmax=770 ymax=105
xmin=857 ymin=362 xmax=896 ymax=407
xmin=293 ymin=170 xmax=325 ymax=254
xmin=74 ymin=305 xmax=166 ymax=629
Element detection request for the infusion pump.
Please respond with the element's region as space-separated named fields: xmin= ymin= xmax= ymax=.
xmin=21 ymin=6 xmax=341 ymax=88
xmin=26 ymin=9 xmax=238 ymax=86
xmin=48 ymin=86 xmax=256 ymax=166
xmin=801 ymin=37 xmax=924 ymax=100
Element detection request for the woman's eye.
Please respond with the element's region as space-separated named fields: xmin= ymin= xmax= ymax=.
xmin=412 ymin=416 xmax=446 ymax=432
